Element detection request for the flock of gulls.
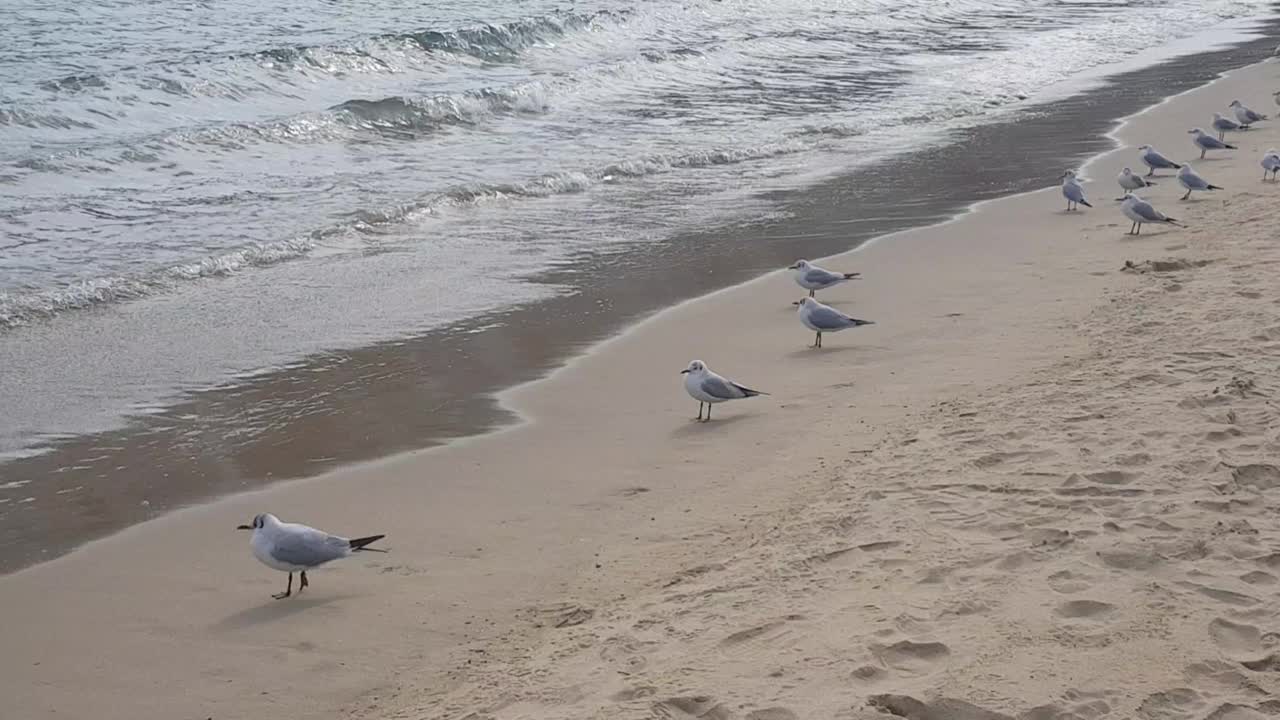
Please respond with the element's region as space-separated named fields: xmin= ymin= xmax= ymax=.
xmin=681 ymin=258 xmax=874 ymax=421
xmin=1064 ymin=97 xmax=1280 ymax=235
xmin=236 ymin=87 xmax=1280 ymax=602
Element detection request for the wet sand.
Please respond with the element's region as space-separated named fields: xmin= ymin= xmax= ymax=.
xmin=4 ymin=41 xmax=1280 ymax=720
xmin=2 ymin=27 xmax=1278 ymax=573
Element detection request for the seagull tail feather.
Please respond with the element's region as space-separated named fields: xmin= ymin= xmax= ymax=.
xmin=349 ymin=534 xmax=387 ymax=552
xmin=1078 ymin=199 xmax=1093 ymax=208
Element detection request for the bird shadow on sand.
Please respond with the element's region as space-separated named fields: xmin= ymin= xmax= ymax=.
xmin=785 ymin=345 xmax=865 ymax=359
xmin=669 ymin=413 xmax=754 ymax=438
xmin=212 ymin=592 xmax=359 ymax=632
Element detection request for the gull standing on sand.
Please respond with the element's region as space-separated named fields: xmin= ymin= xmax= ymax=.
xmin=1060 ymin=170 xmax=1092 ymax=211
xmin=1189 ymin=128 xmax=1235 ymax=159
xmin=1212 ymin=112 xmax=1241 ymax=140
xmin=796 ymin=296 xmax=874 ymax=348
xmin=680 ymin=360 xmax=767 ymax=422
xmin=788 ymin=259 xmax=860 ymax=297
xmin=237 ymin=513 xmax=386 ymax=599
xmin=1230 ymin=99 xmax=1267 ymax=127
xmin=1121 ymin=195 xmax=1181 ymax=236
xmin=1138 ymin=144 xmax=1181 ymax=176
xmin=1116 ymin=167 xmax=1157 ymax=198
xmin=1262 ymin=149 xmax=1280 ymax=181
xmin=1176 ymin=164 xmax=1222 ymax=200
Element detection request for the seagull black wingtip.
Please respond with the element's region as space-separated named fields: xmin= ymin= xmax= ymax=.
xmin=349 ymin=534 xmax=387 ymax=552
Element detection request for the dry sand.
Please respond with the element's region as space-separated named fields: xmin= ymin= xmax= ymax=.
xmin=5 ymin=58 xmax=1280 ymax=720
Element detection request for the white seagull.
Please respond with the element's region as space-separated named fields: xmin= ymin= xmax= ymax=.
xmin=1176 ymin=164 xmax=1222 ymax=200
xmin=680 ymin=360 xmax=766 ymax=422
xmin=788 ymin=259 xmax=860 ymax=297
xmin=1138 ymin=144 xmax=1181 ymax=176
xmin=237 ymin=513 xmax=386 ymax=599
xmin=1121 ymin=195 xmax=1181 ymax=236
xmin=1230 ymin=99 xmax=1267 ymax=127
xmin=1116 ymin=167 xmax=1157 ymax=199
xmin=1262 ymin=149 xmax=1280 ymax=181
xmin=1189 ymin=128 xmax=1235 ymax=159
xmin=1211 ymin=112 xmax=1241 ymax=140
xmin=796 ymin=296 xmax=874 ymax=348
xmin=1060 ymin=170 xmax=1092 ymax=211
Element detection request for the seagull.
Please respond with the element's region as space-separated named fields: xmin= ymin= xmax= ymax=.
xmin=796 ymin=296 xmax=874 ymax=348
xmin=1176 ymin=163 xmax=1222 ymax=200
xmin=1273 ymin=90 xmax=1280 ymax=109
xmin=1060 ymin=170 xmax=1092 ymax=211
xmin=1138 ymin=144 xmax=1181 ymax=176
xmin=1262 ymin=149 xmax=1280 ymax=181
xmin=1188 ymin=128 xmax=1235 ymax=159
xmin=1212 ymin=112 xmax=1241 ymax=140
xmin=680 ymin=360 xmax=766 ymax=422
xmin=788 ymin=259 xmax=860 ymax=297
xmin=237 ymin=513 xmax=386 ymax=599
xmin=1116 ymin=167 xmax=1157 ymax=199
xmin=1121 ymin=194 xmax=1181 ymax=236
xmin=1230 ymin=99 xmax=1267 ymax=126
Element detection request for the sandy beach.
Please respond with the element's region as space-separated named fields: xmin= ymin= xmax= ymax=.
xmin=5 ymin=49 xmax=1280 ymax=720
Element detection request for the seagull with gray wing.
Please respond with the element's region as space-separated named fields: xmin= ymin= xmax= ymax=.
xmin=1060 ymin=170 xmax=1092 ymax=211
xmin=796 ymin=297 xmax=874 ymax=348
xmin=1230 ymin=99 xmax=1267 ymax=127
xmin=237 ymin=513 xmax=386 ymax=599
xmin=1120 ymin=194 xmax=1181 ymax=236
xmin=1116 ymin=167 xmax=1156 ymax=199
xmin=680 ymin=360 xmax=767 ymax=422
xmin=1212 ymin=112 xmax=1241 ymax=140
xmin=1138 ymin=144 xmax=1181 ymax=176
xmin=1176 ymin=163 xmax=1222 ymax=200
xmin=1189 ymin=128 xmax=1235 ymax=159
xmin=788 ymin=259 xmax=860 ymax=297
xmin=1262 ymin=149 xmax=1280 ymax=181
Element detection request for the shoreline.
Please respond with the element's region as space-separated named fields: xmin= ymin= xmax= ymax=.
xmin=3 ymin=20 xmax=1280 ymax=574
xmin=4 ymin=39 xmax=1280 ymax=720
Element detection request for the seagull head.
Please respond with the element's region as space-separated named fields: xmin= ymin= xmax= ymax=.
xmin=237 ymin=513 xmax=274 ymax=531
xmin=1060 ymin=170 xmax=1076 ymax=180
xmin=1137 ymin=144 xmax=1152 ymax=152
xmin=788 ymin=259 xmax=810 ymax=270
xmin=1229 ymin=99 xmax=1243 ymax=108
xmin=681 ymin=360 xmax=706 ymax=375
xmin=1120 ymin=167 xmax=1133 ymax=175
xmin=1187 ymin=128 xmax=1204 ymax=136
xmin=1213 ymin=112 xmax=1226 ymax=120
xmin=796 ymin=297 xmax=815 ymax=308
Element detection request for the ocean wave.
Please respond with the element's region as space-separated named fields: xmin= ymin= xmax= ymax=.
xmin=350 ymin=140 xmax=813 ymax=229
xmin=0 ymin=138 xmax=811 ymax=329
xmin=0 ymin=238 xmax=314 ymax=330
xmin=34 ymin=11 xmax=618 ymax=101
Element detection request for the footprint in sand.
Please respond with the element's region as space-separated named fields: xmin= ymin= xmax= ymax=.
xmin=653 ymin=696 xmax=734 ymax=720
xmin=1208 ymin=618 xmax=1261 ymax=656
xmin=867 ymin=694 xmax=1012 ymax=720
xmin=745 ymin=709 xmax=799 ymax=720
xmin=1055 ymin=599 xmax=1115 ymax=619
xmin=1047 ymin=569 xmax=1095 ymax=594
xmin=1232 ymin=464 xmax=1280 ymax=491
xmin=1136 ymin=687 xmax=1205 ymax=720
xmin=870 ymin=640 xmax=951 ymax=676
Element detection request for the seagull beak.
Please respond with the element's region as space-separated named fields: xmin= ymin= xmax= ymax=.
xmin=679 ymin=369 xmax=690 ymax=374
xmin=791 ymin=300 xmax=802 ymax=306
xmin=236 ymin=524 xmax=252 ymax=530
xmin=787 ymin=263 xmax=800 ymax=269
